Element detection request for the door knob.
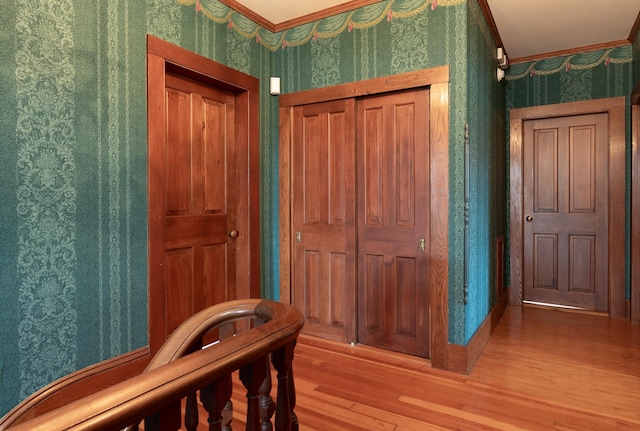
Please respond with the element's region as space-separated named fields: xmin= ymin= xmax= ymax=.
xmin=228 ymin=230 xmax=239 ymax=238
xmin=525 ymin=215 xmax=533 ymax=222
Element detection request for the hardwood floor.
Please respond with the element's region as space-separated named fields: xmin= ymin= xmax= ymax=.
xmin=221 ymin=305 xmax=640 ymax=430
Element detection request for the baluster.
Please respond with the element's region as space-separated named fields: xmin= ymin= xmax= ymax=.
xmin=288 ymin=367 xmax=298 ymax=431
xmin=144 ymin=400 xmax=181 ymax=431
xmin=222 ymin=400 xmax=233 ymax=431
xmin=259 ymin=358 xmax=275 ymax=431
xmin=240 ymin=356 xmax=268 ymax=431
xmin=184 ymin=392 xmax=199 ymax=431
xmin=201 ymin=374 xmax=233 ymax=431
xmin=271 ymin=342 xmax=297 ymax=431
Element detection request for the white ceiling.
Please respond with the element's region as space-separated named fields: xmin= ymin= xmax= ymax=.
xmin=235 ymin=0 xmax=353 ymax=25
xmin=234 ymin=0 xmax=640 ymax=60
xmin=487 ymin=0 xmax=640 ymax=59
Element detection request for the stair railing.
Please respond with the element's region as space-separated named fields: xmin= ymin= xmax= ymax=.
xmin=0 ymin=299 xmax=303 ymax=431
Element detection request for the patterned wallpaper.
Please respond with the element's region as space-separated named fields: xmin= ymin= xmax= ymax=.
xmin=507 ymin=47 xmax=632 ymax=106
xmin=1 ymin=0 xmax=150 ymax=415
xmin=0 ymin=0 xmax=501 ymax=416
xmin=505 ymin=46 xmax=634 ymax=297
xmin=465 ymin=0 xmax=506 ymax=342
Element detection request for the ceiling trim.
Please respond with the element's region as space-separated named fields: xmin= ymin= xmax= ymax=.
xmin=273 ymin=0 xmax=384 ymax=32
xmin=476 ymin=0 xmax=503 ymax=52
xmin=217 ymin=0 xmax=385 ymax=33
xmin=628 ymin=11 xmax=640 ymax=44
xmin=511 ymin=39 xmax=631 ymax=65
xmin=217 ymin=0 xmax=274 ymax=30
xmin=218 ymin=0 xmax=639 ymax=64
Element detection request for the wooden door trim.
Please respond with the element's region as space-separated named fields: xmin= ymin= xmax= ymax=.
xmin=631 ymin=83 xmax=640 ymax=324
xmin=147 ymin=35 xmax=261 ymax=355
xmin=509 ymin=97 xmax=626 ymax=318
xmin=278 ymin=66 xmax=450 ymax=369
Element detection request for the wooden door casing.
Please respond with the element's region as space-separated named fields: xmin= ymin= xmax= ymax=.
xmin=523 ymin=114 xmax=609 ymax=311
xmin=292 ymin=99 xmax=357 ymax=343
xmin=510 ymin=97 xmax=626 ymax=318
xmin=632 ymin=85 xmax=640 ymax=324
xmin=357 ymin=90 xmax=430 ymax=358
xmin=147 ymin=36 xmax=260 ymax=355
xmin=279 ymin=67 xmax=450 ymax=368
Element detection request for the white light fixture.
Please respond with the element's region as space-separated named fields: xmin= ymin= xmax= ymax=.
xmin=270 ymin=77 xmax=280 ymax=96
xmin=497 ymin=68 xmax=505 ymax=82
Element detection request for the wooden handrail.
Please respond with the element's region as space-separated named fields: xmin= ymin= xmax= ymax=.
xmin=2 ymin=299 xmax=304 ymax=431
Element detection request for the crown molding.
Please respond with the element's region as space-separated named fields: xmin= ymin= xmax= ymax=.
xmin=510 ymin=39 xmax=630 ymax=65
xmin=217 ymin=0 xmax=384 ymax=33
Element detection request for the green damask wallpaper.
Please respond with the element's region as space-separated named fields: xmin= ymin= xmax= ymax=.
xmin=1 ymin=0 xmax=151 ymax=415
xmin=0 ymin=0 xmax=501 ymax=416
xmin=465 ymin=0 xmax=506 ymax=342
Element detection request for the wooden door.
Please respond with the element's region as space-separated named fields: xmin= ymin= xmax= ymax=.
xmin=292 ymin=99 xmax=357 ymax=343
xmin=162 ymin=73 xmax=238 ymax=335
xmin=357 ymin=90 xmax=430 ymax=358
xmin=523 ymin=113 xmax=609 ymax=311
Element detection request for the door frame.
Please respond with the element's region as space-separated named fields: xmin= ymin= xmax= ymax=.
xmin=631 ymin=84 xmax=640 ymax=324
xmin=146 ymin=35 xmax=261 ymax=355
xmin=278 ymin=66 xmax=451 ymax=369
xmin=509 ymin=97 xmax=627 ymax=318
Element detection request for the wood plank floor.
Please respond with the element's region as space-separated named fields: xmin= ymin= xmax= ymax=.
xmin=220 ymin=305 xmax=640 ymax=430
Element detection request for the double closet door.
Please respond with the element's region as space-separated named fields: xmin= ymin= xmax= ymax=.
xmin=292 ymin=89 xmax=430 ymax=358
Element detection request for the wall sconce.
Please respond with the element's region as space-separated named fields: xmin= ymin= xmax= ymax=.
xmin=497 ymin=68 xmax=505 ymax=82
xmin=270 ymin=77 xmax=280 ymax=96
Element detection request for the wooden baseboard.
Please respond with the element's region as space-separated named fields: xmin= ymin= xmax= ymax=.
xmin=0 ymin=347 xmax=150 ymax=428
xmin=447 ymin=289 xmax=509 ymax=374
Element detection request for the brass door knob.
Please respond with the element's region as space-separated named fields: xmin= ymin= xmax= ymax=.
xmin=525 ymin=215 xmax=533 ymax=222
xmin=228 ymin=230 xmax=239 ymax=238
